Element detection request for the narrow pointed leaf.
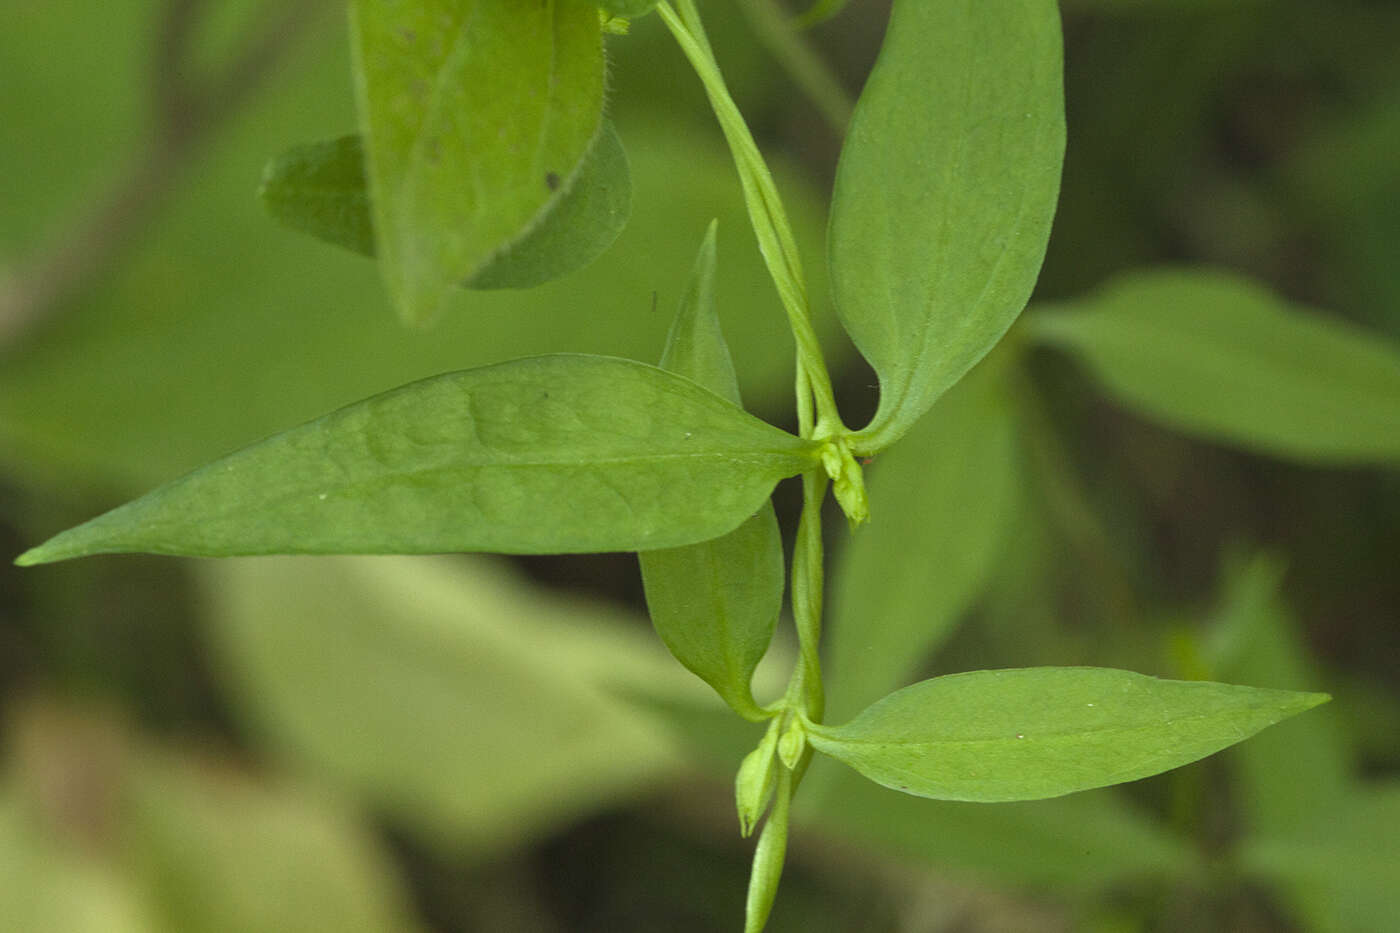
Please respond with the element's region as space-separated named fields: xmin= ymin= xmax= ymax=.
xmin=825 ymin=355 xmax=1020 ymax=722
xmin=16 ymin=355 xmax=817 ymax=565
xmin=830 ymin=0 xmax=1064 ymax=450
xmin=807 ymin=667 xmax=1328 ymax=802
xmin=1025 ymin=268 xmax=1400 ymax=463
xmin=349 ymin=0 xmax=605 ymax=323
xmin=640 ymin=224 xmax=785 ymax=718
xmin=258 ymin=121 xmax=631 ymax=290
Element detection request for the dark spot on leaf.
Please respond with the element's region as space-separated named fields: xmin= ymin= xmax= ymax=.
xmin=545 ymin=171 xmax=561 ymax=191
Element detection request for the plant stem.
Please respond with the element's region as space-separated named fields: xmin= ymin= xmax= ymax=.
xmin=743 ymin=766 xmax=792 ymax=933
xmin=657 ymin=1 xmax=843 ymax=436
xmin=790 ymin=471 xmax=827 ymax=720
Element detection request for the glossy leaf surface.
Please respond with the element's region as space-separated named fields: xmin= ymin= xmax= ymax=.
xmin=1026 ymin=268 xmax=1400 ymax=462
xmin=258 ymin=121 xmax=630 ymax=290
xmin=830 ymin=0 xmax=1065 ymax=449
xmin=640 ymin=224 xmax=785 ymax=718
xmin=349 ymin=0 xmax=605 ymax=323
xmin=17 ymin=355 xmax=817 ymax=564
xmin=807 ymin=667 xmax=1327 ymax=802
xmin=825 ymin=355 xmax=1019 ymax=722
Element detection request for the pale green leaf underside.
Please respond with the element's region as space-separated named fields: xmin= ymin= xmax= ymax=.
xmin=16 ymin=355 xmax=817 ymax=565
xmin=1025 ymin=268 xmax=1400 ymax=463
xmin=258 ymin=121 xmax=631 ymax=290
xmin=825 ymin=355 xmax=1019 ymax=722
xmin=831 ymin=0 xmax=1065 ymax=450
xmin=807 ymin=667 xmax=1327 ymax=802
xmin=640 ymin=223 xmax=784 ymax=718
xmin=350 ymin=0 xmax=605 ymax=323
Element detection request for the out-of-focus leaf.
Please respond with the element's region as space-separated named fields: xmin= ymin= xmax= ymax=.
xmin=258 ymin=134 xmax=375 ymax=256
xmin=807 ymin=667 xmax=1328 ymax=802
xmin=1240 ymin=783 xmax=1400 ymax=933
xmin=2 ymin=701 xmax=419 ymax=933
xmin=830 ymin=0 xmax=1064 ymax=449
xmin=257 ymin=121 xmax=632 ymax=290
xmin=0 ymin=790 xmax=154 ymax=933
xmin=792 ymin=0 xmax=850 ymax=29
xmin=0 ymin=0 xmax=144 ymax=253
xmin=17 ymin=355 xmax=817 ymax=564
xmin=824 ymin=353 xmax=1020 ymax=724
xmin=123 ymin=753 xmax=421 ymax=933
xmin=348 ymin=0 xmax=605 ymax=323
xmin=1025 ymin=268 xmax=1400 ymax=463
xmin=1204 ymin=553 xmax=1351 ymax=837
xmin=800 ymin=758 xmax=1196 ymax=890
xmin=1283 ymin=84 xmax=1400 ymax=332
xmin=200 ymin=555 xmax=683 ymax=851
xmin=640 ymin=224 xmax=784 ymax=718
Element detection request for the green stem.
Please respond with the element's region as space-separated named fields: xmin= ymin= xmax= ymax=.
xmin=736 ymin=0 xmax=853 ymax=135
xmin=790 ymin=471 xmax=827 ymax=720
xmin=657 ymin=1 xmax=843 ymax=435
xmin=743 ymin=765 xmax=792 ymax=933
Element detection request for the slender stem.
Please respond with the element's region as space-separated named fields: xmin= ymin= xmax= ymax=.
xmin=736 ymin=0 xmax=853 ymax=135
xmin=743 ymin=766 xmax=792 ymax=933
xmin=789 ymin=471 xmax=827 ymax=720
xmin=657 ymin=2 xmax=843 ymax=434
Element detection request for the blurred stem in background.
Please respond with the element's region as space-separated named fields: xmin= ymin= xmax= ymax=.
xmin=735 ymin=0 xmax=853 ymax=135
xmin=0 ymin=0 xmax=332 ymax=351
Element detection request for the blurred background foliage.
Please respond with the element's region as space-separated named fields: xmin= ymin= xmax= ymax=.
xmin=1 ymin=0 xmax=1397 ymax=930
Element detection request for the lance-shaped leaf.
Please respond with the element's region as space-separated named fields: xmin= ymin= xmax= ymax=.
xmin=15 ymin=355 xmax=818 ymax=565
xmin=806 ymin=667 xmax=1328 ymax=802
xmin=1025 ymin=268 xmax=1400 ymax=463
xmin=639 ymin=223 xmax=785 ymax=719
xmin=257 ymin=121 xmax=632 ymax=290
xmin=349 ymin=0 xmax=605 ymax=323
xmin=830 ymin=0 xmax=1064 ymax=450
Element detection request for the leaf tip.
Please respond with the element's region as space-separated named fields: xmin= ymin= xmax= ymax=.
xmin=1299 ymin=691 xmax=1332 ymax=711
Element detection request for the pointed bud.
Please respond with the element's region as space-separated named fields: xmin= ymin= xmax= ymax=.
xmin=735 ymin=723 xmax=780 ymax=837
xmin=777 ymin=719 xmax=807 ymax=770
